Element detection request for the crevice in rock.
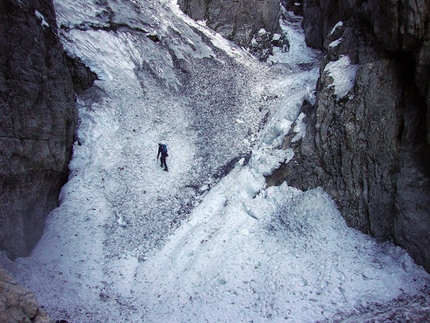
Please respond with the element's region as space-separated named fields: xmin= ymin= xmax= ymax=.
xmin=65 ymin=54 xmax=98 ymax=94
xmin=60 ymin=21 xmax=148 ymax=34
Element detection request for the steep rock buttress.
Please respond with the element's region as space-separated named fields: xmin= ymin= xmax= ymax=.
xmin=0 ymin=0 xmax=95 ymax=259
xmin=268 ymin=0 xmax=430 ymax=272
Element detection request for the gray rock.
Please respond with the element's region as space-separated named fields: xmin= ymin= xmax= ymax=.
xmin=275 ymin=0 xmax=430 ymax=272
xmin=178 ymin=0 xmax=281 ymax=48
xmin=0 ymin=0 xmax=79 ymax=259
xmin=428 ymin=83 xmax=430 ymax=144
xmin=65 ymin=55 xmax=98 ymax=95
xmin=0 ymin=264 xmax=53 ymax=323
xmin=361 ymin=0 xmax=429 ymax=52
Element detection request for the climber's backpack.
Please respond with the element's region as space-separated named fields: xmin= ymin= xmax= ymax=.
xmin=161 ymin=144 xmax=168 ymax=156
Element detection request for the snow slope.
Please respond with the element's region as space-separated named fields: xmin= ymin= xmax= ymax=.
xmin=2 ymin=0 xmax=429 ymax=322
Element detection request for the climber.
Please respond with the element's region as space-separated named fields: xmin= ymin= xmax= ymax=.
xmin=157 ymin=143 xmax=168 ymax=171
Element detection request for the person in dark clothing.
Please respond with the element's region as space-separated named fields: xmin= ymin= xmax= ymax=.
xmin=157 ymin=143 xmax=168 ymax=171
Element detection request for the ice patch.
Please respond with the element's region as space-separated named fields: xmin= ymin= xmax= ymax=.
xmin=323 ymin=55 xmax=358 ymax=99
xmin=291 ymin=112 xmax=306 ymax=143
xmin=268 ymin=9 xmax=321 ymax=65
xmin=35 ymin=10 xmax=50 ymax=28
xmin=330 ymin=21 xmax=344 ymax=36
xmin=329 ymin=38 xmax=342 ymax=49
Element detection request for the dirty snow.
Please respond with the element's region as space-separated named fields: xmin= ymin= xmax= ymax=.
xmin=1 ymin=1 xmax=429 ymax=323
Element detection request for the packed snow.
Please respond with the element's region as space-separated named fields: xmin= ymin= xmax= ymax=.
xmin=2 ymin=0 xmax=429 ymax=322
xmin=323 ymin=55 xmax=358 ymax=99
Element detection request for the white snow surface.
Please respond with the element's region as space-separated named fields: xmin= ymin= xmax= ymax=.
xmin=2 ymin=1 xmax=429 ymax=323
xmin=323 ymin=55 xmax=358 ymax=99
xmin=35 ymin=10 xmax=50 ymax=28
xmin=330 ymin=21 xmax=344 ymax=36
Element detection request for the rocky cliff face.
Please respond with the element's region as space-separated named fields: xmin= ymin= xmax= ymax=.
xmin=178 ymin=0 xmax=281 ymax=45
xmin=178 ymin=0 xmax=284 ymax=59
xmin=0 ymin=0 xmax=90 ymax=259
xmin=1 ymin=0 xmax=96 ymax=321
xmin=268 ymin=0 xmax=430 ymax=272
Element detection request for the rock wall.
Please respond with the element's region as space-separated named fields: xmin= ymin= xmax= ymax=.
xmin=0 ymin=263 xmax=53 ymax=323
xmin=178 ymin=0 xmax=281 ymax=49
xmin=269 ymin=0 xmax=430 ymax=272
xmin=0 ymin=0 xmax=78 ymax=259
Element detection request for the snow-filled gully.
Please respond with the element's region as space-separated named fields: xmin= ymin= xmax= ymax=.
xmin=2 ymin=0 xmax=429 ymax=322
